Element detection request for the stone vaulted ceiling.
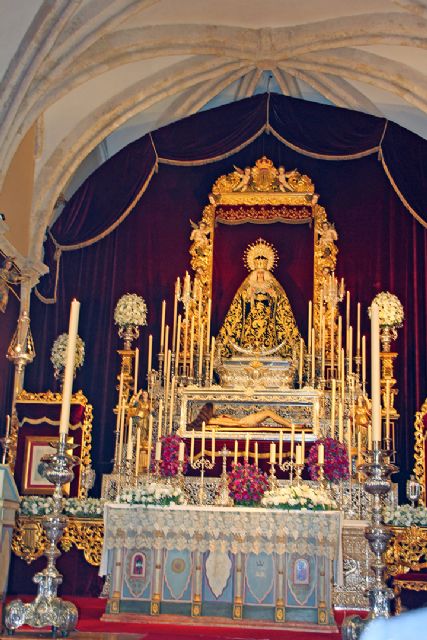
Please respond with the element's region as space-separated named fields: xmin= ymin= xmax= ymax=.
xmin=1 ymin=0 xmax=427 ymax=262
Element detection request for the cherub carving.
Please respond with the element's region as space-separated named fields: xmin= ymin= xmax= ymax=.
xmin=318 ymin=221 xmax=338 ymax=257
xmin=190 ymin=220 xmax=210 ymax=255
xmin=277 ymin=166 xmax=298 ymax=192
xmin=232 ymin=166 xmax=251 ymax=192
xmin=0 ymin=257 xmax=21 ymax=313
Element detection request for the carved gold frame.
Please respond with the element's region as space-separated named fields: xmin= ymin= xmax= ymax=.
xmin=189 ymin=157 xmax=338 ymax=347
xmin=414 ymin=397 xmax=427 ymax=505
xmin=8 ymin=389 xmax=93 ymax=498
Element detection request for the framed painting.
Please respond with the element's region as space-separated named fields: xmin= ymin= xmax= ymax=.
xmin=22 ymin=435 xmax=73 ymax=495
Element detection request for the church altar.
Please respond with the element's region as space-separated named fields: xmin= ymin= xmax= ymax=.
xmin=101 ymin=503 xmax=342 ymax=626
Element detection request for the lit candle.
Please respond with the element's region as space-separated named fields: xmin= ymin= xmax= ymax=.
xmin=134 ymin=347 xmax=139 ymax=394
xmin=201 ymin=421 xmax=206 ymax=458
xmin=279 ymin=430 xmax=283 ymax=465
xmin=157 ymin=399 xmax=163 ymax=440
xmin=269 ymin=442 xmax=276 ymax=464
xmin=211 ymin=429 xmax=216 ymax=463
xmin=147 ymin=335 xmax=153 ymax=374
xmin=301 ymin=430 xmax=305 ymax=461
xmin=155 ymin=440 xmax=162 ymax=461
xmin=234 ymin=440 xmax=238 ymax=465
xmin=295 ymin=445 xmax=302 ymax=465
xmin=178 ymin=441 xmax=185 ymax=462
xmin=190 ymin=429 xmax=195 ymax=463
xmin=356 ymin=303 xmax=361 ymax=356
xmin=298 ymin=337 xmax=303 ymax=386
xmin=254 ymin=441 xmax=258 ymax=467
xmin=318 ymin=443 xmax=324 ymax=465
xmin=370 ymin=302 xmax=381 ymax=443
xmin=245 ymin=433 xmax=250 ymax=461
xmin=126 ymin=418 xmax=133 ymax=461
xmin=59 ymin=299 xmax=80 ymax=435
xmin=308 ymin=300 xmax=312 ymax=354
xmin=209 ymin=336 xmax=215 ymax=384
xmin=341 ymin=348 xmax=345 ymax=403
xmin=189 ymin=315 xmax=195 ymax=377
xmin=160 ymin=300 xmax=166 ymax=352
xmin=147 ymin=414 xmax=153 ymax=468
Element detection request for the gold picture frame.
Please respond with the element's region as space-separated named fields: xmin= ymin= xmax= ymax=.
xmin=22 ymin=435 xmax=73 ymax=496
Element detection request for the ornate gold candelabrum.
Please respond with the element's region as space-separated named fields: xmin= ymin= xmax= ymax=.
xmin=268 ymin=461 xmax=278 ymax=491
xmin=277 ymin=455 xmax=295 ymax=482
xmin=341 ymin=446 xmax=398 ymax=640
xmin=215 ymin=446 xmax=233 ymax=506
xmin=293 ymin=462 xmax=304 ymax=485
xmin=190 ymin=455 xmax=214 ymax=505
xmin=5 ymin=437 xmax=79 ymax=636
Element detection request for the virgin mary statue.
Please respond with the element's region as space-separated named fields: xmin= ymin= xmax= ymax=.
xmin=218 ymin=238 xmax=301 ymax=358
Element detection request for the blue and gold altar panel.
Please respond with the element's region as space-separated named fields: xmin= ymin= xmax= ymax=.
xmin=101 ymin=504 xmax=341 ymax=625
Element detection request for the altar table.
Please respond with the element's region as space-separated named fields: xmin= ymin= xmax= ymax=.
xmin=101 ymin=504 xmax=342 ymax=625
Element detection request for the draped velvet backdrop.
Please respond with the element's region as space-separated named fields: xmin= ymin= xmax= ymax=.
xmin=22 ymin=94 xmax=426 ymax=493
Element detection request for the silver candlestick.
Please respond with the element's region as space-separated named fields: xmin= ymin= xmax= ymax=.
xmin=190 ymin=455 xmax=214 ymax=505
xmin=341 ymin=445 xmax=398 ymax=640
xmin=5 ymin=436 xmax=79 ymax=637
xmin=215 ymin=446 xmax=233 ymax=506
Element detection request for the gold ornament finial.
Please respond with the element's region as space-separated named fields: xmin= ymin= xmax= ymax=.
xmin=243 ymin=238 xmax=278 ymax=272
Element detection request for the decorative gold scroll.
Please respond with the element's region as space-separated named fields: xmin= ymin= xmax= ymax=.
xmin=189 ymin=157 xmax=338 ymax=353
xmin=414 ymin=398 xmax=427 ymax=505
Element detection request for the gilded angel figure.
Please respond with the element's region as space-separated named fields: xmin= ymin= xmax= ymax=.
xmin=232 ymin=166 xmax=251 ymax=192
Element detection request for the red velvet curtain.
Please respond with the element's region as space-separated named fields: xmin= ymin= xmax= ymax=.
xmin=22 ymin=95 xmax=427 ymax=495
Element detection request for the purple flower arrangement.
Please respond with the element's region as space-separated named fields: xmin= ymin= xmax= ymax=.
xmin=154 ymin=434 xmax=188 ymax=477
xmin=227 ymin=462 xmax=269 ymax=506
xmin=307 ymin=437 xmax=349 ymax=483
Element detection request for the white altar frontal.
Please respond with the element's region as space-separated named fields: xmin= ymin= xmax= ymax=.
xmin=101 ymin=503 xmax=342 ymax=627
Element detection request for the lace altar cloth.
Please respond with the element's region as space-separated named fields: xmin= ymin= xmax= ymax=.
xmin=101 ymin=504 xmax=342 ymax=576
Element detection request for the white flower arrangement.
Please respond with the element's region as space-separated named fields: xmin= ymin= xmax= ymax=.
xmin=51 ymin=333 xmax=85 ymax=371
xmin=261 ymin=483 xmax=337 ymax=511
xmin=383 ymin=504 xmax=427 ymax=527
xmin=369 ymin=292 xmax=404 ymax=328
xmin=19 ymin=496 xmax=104 ymax=518
xmin=117 ymin=481 xmax=186 ymax=507
xmin=114 ymin=293 xmax=147 ymax=327
xmin=20 ymin=496 xmax=54 ymax=516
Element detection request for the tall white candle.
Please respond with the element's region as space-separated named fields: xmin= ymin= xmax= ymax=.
xmin=269 ymin=442 xmax=276 ymax=464
xmin=356 ymin=303 xmax=361 ymax=356
xmin=211 ymin=429 xmax=216 ymax=463
xmin=126 ymin=418 xmax=133 ymax=460
xmin=337 ymin=315 xmax=342 ymax=378
xmin=147 ymin=336 xmax=153 ymax=375
xmin=189 ymin=315 xmax=195 ymax=377
xmin=178 ymin=441 xmax=185 ymax=462
xmin=160 ymin=300 xmax=166 ymax=351
xmin=370 ymin=302 xmax=381 ymax=443
xmin=330 ymin=379 xmax=336 ymax=439
xmin=163 ymin=325 xmax=169 ymax=363
xmin=59 ymin=299 xmax=80 ymax=436
xmin=175 ymin=314 xmax=182 ymax=368
xmin=134 ymin=347 xmax=139 ymax=394
xmin=157 ymin=399 xmax=163 ymax=440
xmin=198 ymin=323 xmax=204 ymax=379
xmin=135 ymin=424 xmax=141 ymax=474
xmin=318 ymin=443 xmax=324 ymax=465
xmin=245 ymin=433 xmax=250 ymax=461
xmin=190 ymin=429 xmax=195 ymax=463
xmin=183 ymin=310 xmax=189 ymax=373
xmin=279 ymin=430 xmax=283 ymax=464
xmin=290 ymin=424 xmax=295 ymax=460
xmin=301 ymin=430 xmax=305 ymax=461
xmin=295 ymin=445 xmax=302 ymax=465
xmin=201 ymin=421 xmax=206 ymax=457
xmin=172 ymin=278 xmax=179 ymax=347
xmin=254 ymin=441 xmax=258 ymax=467
xmin=234 ymin=439 xmax=238 ymax=465
xmin=298 ymin=338 xmax=303 ymax=386
xmin=362 ymin=335 xmax=366 ymax=385
xmin=168 ymin=376 xmax=175 ymax=433
xmin=338 ymin=401 xmax=344 ymax=442
xmin=348 ymin=326 xmax=353 ymax=375
xmin=209 ymin=336 xmax=215 ymax=384
xmin=206 ymin=298 xmax=212 ymax=355
xmin=155 ymin=440 xmax=162 ymax=461
xmin=147 ymin=414 xmax=153 ymax=467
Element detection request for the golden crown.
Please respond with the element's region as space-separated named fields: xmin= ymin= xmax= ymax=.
xmin=244 ymin=238 xmax=278 ymax=272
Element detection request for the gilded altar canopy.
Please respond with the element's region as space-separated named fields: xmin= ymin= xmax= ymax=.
xmin=218 ymin=238 xmax=301 ymax=358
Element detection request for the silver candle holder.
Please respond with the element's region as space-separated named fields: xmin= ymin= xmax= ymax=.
xmin=341 ymin=445 xmax=398 ymax=640
xmin=190 ymin=454 xmax=214 ymax=505
xmin=215 ymin=446 xmax=233 ymax=506
xmin=5 ymin=436 xmax=79 ymax=636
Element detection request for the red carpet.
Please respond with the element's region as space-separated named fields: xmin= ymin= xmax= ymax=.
xmin=5 ymin=597 xmax=355 ymax=639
